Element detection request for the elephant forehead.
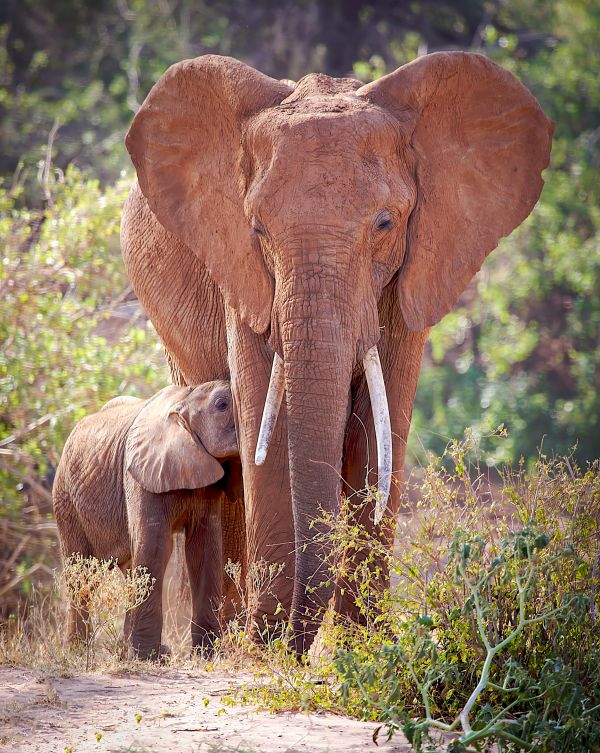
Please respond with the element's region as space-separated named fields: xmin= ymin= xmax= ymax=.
xmin=281 ymin=72 xmax=362 ymax=101
xmin=246 ymin=100 xmax=402 ymax=157
xmin=244 ymin=106 xmax=408 ymax=221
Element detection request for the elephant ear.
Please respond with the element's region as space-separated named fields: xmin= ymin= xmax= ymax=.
xmin=126 ymin=386 xmax=224 ymax=494
xmin=357 ymin=52 xmax=553 ymax=331
xmin=125 ymin=55 xmax=293 ymax=333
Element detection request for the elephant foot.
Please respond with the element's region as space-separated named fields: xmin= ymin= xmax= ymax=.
xmin=130 ymin=642 xmax=171 ymax=662
xmin=247 ymin=615 xmax=288 ymax=647
xmin=191 ymin=627 xmax=220 ymax=658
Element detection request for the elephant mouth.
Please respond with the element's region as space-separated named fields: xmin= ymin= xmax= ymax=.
xmin=192 ymin=431 xmax=210 ymax=454
xmin=193 ymin=430 xmax=238 ymax=460
xmin=254 ymin=345 xmax=392 ymax=523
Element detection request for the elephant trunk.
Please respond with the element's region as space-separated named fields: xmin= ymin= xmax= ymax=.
xmin=282 ymin=306 xmax=353 ymax=657
xmin=255 ymin=237 xmax=392 ymax=657
xmin=260 ymin=238 xmax=376 ymax=655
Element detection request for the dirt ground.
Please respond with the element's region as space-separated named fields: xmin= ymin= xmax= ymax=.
xmin=0 ymin=667 xmax=411 ymax=753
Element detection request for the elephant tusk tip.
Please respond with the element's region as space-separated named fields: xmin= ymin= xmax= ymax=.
xmin=255 ymin=448 xmax=267 ymax=466
xmin=373 ymin=483 xmax=391 ymax=525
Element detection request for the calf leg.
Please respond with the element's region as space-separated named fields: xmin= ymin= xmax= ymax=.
xmin=128 ymin=518 xmax=172 ymax=660
xmin=54 ymin=494 xmax=94 ymax=645
xmin=186 ymin=497 xmax=223 ymax=653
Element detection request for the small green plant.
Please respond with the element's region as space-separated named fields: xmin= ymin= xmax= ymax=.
xmin=62 ymin=554 xmax=155 ymax=670
xmin=229 ymin=629 xmax=343 ymax=714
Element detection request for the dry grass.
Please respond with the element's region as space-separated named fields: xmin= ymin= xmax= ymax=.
xmin=0 ymin=542 xmax=287 ymax=676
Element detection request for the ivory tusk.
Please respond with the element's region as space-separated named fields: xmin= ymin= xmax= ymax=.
xmin=363 ymin=345 xmax=392 ymax=524
xmin=255 ymin=353 xmax=285 ymax=465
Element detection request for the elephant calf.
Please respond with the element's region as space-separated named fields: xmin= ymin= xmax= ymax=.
xmin=53 ymin=380 xmax=239 ymax=659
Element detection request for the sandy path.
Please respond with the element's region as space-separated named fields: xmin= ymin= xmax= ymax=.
xmin=0 ymin=667 xmax=410 ymax=753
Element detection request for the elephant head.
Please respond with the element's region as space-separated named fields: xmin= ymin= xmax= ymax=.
xmin=127 ymin=381 xmax=237 ymax=493
xmin=125 ymin=53 xmax=552 ymax=651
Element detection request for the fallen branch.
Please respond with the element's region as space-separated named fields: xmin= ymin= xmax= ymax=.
xmin=0 ymin=412 xmax=61 ymax=448
xmin=0 ymin=562 xmax=55 ymax=598
xmin=0 ymin=458 xmax=53 ymax=503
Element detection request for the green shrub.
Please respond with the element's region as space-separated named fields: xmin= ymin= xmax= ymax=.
xmin=0 ymin=166 xmax=167 ymax=613
xmin=326 ymin=435 xmax=600 ymax=751
xmin=239 ymin=434 xmax=599 ymax=752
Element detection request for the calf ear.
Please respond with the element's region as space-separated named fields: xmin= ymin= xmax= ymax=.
xmin=357 ymin=52 xmax=553 ymax=331
xmin=126 ymin=386 xmax=224 ymax=494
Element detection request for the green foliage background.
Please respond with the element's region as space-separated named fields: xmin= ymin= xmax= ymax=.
xmin=1 ymin=0 xmax=598 ymax=607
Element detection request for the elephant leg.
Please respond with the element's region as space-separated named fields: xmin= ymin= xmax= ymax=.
xmin=221 ymin=459 xmax=245 ymax=621
xmin=128 ymin=517 xmax=173 ymax=660
xmin=65 ymin=556 xmax=92 ymax=646
xmin=226 ymin=308 xmax=295 ymax=630
xmin=186 ymin=497 xmax=223 ymax=652
xmin=117 ymin=559 xmax=133 ymax=656
xmin=54 ymin=499 xmax=94 ymax=645
xmin=338 ymin=287 xmax=428 ymax=620
xmin=220 ymin=495 xmax=246 ymax=623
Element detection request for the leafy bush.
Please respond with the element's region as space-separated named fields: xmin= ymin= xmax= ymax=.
xmin=336 ymin=526 xmax=599 ymax=751
xmin=0 ymin=166 xmax=167 ymax=614
xmin=326 ymin=436 xmax=600 ymax=751
xmin=235 ymin=434 xmax=599 ymax=752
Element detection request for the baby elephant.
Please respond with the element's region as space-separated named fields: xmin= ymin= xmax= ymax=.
xmin=53 ymin=380 xmax=238 ymax=659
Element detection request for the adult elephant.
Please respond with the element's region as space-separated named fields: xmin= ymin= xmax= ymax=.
xmin=121 ymin=52 xmax=552 ymax=656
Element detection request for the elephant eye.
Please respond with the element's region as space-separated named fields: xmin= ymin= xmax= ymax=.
xmin=215 ymin=398 xmax=229 ymax=412
xmin=374 ymin=210 xmax=393 ymax=232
